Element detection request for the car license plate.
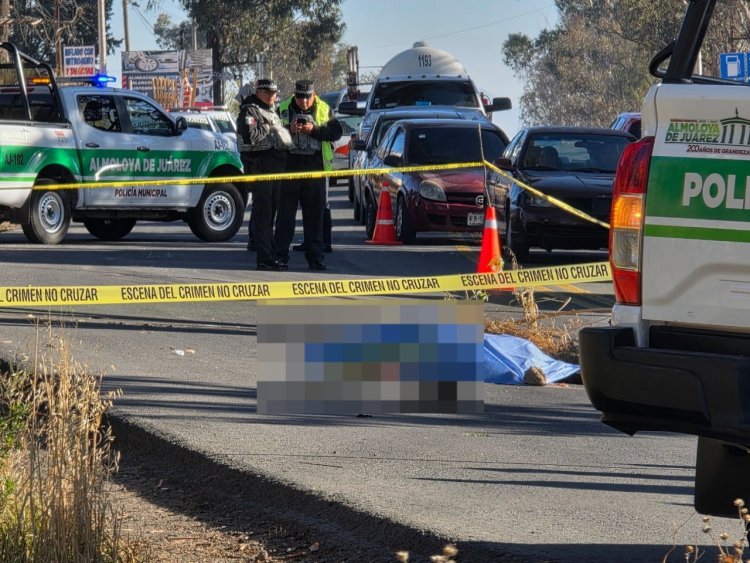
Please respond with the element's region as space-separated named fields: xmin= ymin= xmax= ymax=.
xmin=467 ymin=212 xmax=484 ymax=226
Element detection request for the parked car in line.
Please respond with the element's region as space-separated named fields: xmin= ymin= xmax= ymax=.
xmin=609 ymin=111 xmax=641 ymax=138
xmin=320 ymin=84 xmax=371 ymax=114
xmin=350 ymin=107 xmax=492 ymax=225
xmin=330 ymin=113 xmax=363 ymax=186
xmin=489 ymin=126 xmax=635 ymax=261
xmin=320 ymin=86 xmax=371 ymax=188
xmin=169 ymin=107 xmax=238 ymax=151
xmin=361 ymin=119 xmax=509 ymax=243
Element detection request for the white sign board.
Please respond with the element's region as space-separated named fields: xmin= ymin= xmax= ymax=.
xmin=63 ymin=45 xmax=96 ymax=77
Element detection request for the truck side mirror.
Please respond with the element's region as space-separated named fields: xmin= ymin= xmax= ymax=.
xmin=175 ymin=116 xmax=188 ymax=134
xmin=485 ymin=97 xmax=512 ymax=113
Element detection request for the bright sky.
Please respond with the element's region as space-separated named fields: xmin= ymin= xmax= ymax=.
xmin=107 ymin=0 xmax=558 ymax=137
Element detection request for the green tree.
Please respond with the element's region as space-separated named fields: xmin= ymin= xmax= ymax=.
xmin=149 ymin=0 xmax=344 ymax=104
xmin=504 ymin=0 xmax=750 ymax=128
xmin=503 ymin=0 xmax=677 ymax=127
xmin=6 ymin=0 xmax=120 ymax=67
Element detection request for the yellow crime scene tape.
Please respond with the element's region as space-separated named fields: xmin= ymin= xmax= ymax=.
xmin=34 ymin=159 xmax=608 ymax=231
xmin=42 ymin=162 xmax=485 ymax=191
xmin=0 ymin=262 xmax=611 ymax=308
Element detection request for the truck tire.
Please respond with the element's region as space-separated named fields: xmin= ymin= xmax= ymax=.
xmin=83 ymin=218 xmax=136 ymax=241
xmin=396 ymin=196 xmax=417 ymax=244
xmin=187 ymin=183 xmax=244 ymax=242
xmin=22 ymin=181 xmax=70 ymax=245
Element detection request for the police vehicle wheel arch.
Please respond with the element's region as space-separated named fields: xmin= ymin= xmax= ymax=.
xmin=22 ymin=178 xmax=71 ymax=245
xmin=187 ymin=182 xmax=244 ymax=242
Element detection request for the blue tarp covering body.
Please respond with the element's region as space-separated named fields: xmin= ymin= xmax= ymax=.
xmin=483 ymin=333 xmax=580 ymax=385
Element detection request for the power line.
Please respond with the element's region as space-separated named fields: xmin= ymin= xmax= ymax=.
xmin=357 ymin=3 xmax=556 ymax=52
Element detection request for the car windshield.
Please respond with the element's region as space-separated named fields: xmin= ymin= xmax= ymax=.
xmin=370 ymin=80 xmax=479 ymax=111
xmin=407 ymin=127 xmax=506 ymax=164
xmin=181 ymin=115 xmax=213 ymax=131
xmin=522 ymin=133 xmax=632 ymax=173
xmin=211 ymin=116 xmax=235 ymax=133
xmin=338 ymin=115 xmax=362 ymax=136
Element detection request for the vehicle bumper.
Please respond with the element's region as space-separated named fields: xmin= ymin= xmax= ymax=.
xmin=579 ymin=325 xmax=750 ymax=446
xmin=516 ymin=207 xmax=608 ymax=250
xmin=413 ymin=199 xmax=483 ymax=232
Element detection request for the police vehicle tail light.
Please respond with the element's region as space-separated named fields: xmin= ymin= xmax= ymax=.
xmin=609 ymin=136 xmax=653 ymax=305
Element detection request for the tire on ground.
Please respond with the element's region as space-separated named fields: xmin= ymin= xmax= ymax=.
xmin=187 ymin=183 xmax=245 ymax=242
xmin=22 ymin=180 xmax=71 ymax=245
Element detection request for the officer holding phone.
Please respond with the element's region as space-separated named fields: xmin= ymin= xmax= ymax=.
xmin=276 ymin=80 xmax=342 ymax=270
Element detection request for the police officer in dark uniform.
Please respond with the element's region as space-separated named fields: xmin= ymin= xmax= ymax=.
xmin=236 ymin=79 xmax=292 ymax=270
xmin=276 ymin=80 xmax=342 ymax=270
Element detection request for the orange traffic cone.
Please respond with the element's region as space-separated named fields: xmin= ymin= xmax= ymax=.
xmin=366 ymin=190 xmax=403 ymax=245
xmin=477 ymin=205 xmax=503 ymax=273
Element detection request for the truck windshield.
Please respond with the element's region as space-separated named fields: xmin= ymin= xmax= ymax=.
xmin=370 ymin=80 xmax=479 ymax=111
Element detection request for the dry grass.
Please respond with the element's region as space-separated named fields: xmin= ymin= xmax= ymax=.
xmin=0 ymin=324 xmax=143 ymax=562
xmin=484 ymin=285 xmax=582 ymax=364
xmin=663 ymin=499 xmax=750 ymax=562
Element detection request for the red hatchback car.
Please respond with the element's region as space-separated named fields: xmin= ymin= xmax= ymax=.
xmin=362 ymin=119 xmax=509 ymax=243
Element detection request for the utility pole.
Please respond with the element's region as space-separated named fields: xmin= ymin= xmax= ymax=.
xmin=97 ymin=0 xmax=107 ymax=72
xmin=55 ymin=0 xmax=62 ymax=74
xmin=122 ymin=0 xmax=130 ymax=52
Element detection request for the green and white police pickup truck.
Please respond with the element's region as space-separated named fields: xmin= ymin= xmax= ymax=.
xmin=0 ymin=42 xmax=246 ymax=244
xmin=579 ymin=0 xmax=750 ymax=516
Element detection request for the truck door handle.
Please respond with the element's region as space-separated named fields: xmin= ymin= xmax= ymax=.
xmin=85 ymin=142 xmax=100 ymax=148
xmin=137 ymin=146 xmax=150 ymax=152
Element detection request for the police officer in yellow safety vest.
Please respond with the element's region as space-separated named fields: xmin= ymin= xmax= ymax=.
xmin=276 ymin=80 xmax=342 ymax=271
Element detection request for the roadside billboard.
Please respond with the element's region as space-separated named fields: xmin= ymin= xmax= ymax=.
xmin=63 ymin=45 xmax=96 ymax=77
xmin=121 ymin=49 xmax=214 ymax=108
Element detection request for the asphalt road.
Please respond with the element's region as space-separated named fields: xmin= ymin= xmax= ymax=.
xmin=0 ymin=184 xmax=736 ymax=562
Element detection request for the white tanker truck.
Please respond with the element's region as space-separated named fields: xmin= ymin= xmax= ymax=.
xmin=339 ymin=40 xmax=511 ymax=140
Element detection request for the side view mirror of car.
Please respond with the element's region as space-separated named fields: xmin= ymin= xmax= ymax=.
xmin=485 ymin=97 xmax=512 ymax=113
xmin=384 ymin=154 xmax=403 ymax=167
xmin=351 ymin=139 xmax=367 ymax=151
xmin=493 ymin=156 xmax=513 ymax=170
xmin=337 ymin=101 xmax=365 ymax=116
xmin=175 ymin=116 xmax=188 ymax=134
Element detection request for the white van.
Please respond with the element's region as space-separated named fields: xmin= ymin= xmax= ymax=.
xmin=339 ymin=41 xmax=510 ymax=140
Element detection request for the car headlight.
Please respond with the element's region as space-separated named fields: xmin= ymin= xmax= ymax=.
xmin=419 ymin=181 xmax=446 ymax=201
xmin=525 ymin=193 xmax=554 ymax=207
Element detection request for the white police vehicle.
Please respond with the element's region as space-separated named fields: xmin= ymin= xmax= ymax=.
xmin=0 ymin=43 xmax=246 ymax=244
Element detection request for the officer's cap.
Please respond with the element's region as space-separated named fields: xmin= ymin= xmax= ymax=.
xmin=294 ymin=80 xmax=315 ymax=98
xmin=255 ymin=78 xmax=279 ymax=92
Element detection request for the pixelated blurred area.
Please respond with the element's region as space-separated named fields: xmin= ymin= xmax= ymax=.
xmin=257 ymin=299 xmax=485 ymax=414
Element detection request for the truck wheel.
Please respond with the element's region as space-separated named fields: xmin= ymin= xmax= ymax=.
xmin=83 ymin=218 xmax=136 ymax=241
xmin=396 ymin=196 xmax=417 ymax=244
xmin=188 ymin=183 xmax=244 ymax=242
xmin=22 ymin=182 xmax=70 ymax=245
